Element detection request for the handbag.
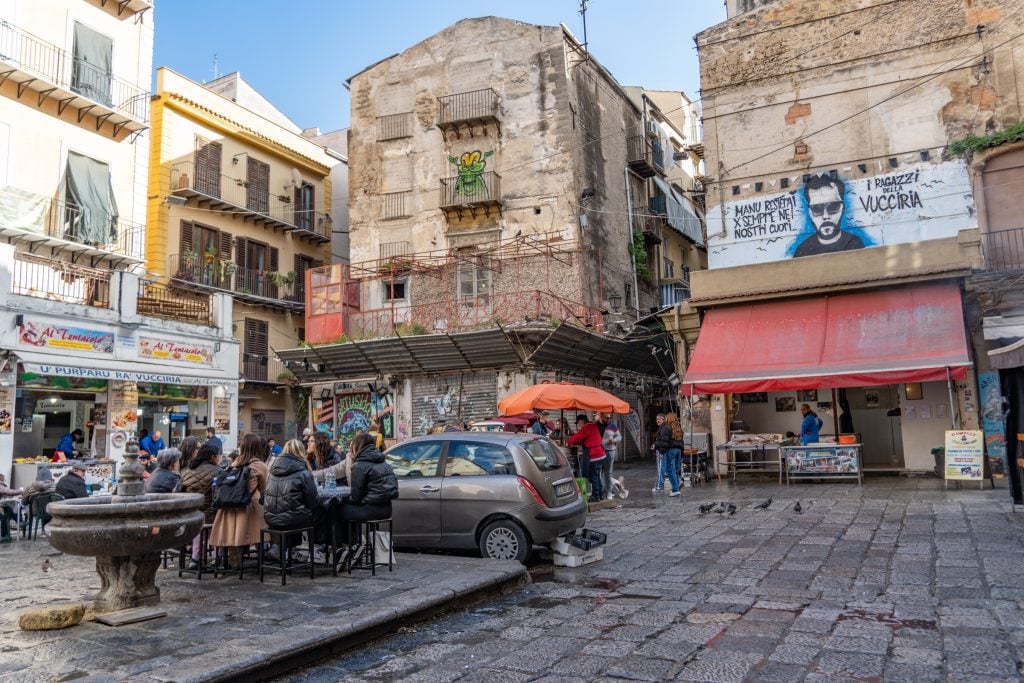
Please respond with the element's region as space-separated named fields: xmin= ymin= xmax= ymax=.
xmin=373 ymin=530 xmax=395 ymax=565
xmin=211 ymin=466 xmax=251 ymax=509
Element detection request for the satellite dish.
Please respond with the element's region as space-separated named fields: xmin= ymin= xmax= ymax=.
xmin=290 ymin=168 xmax=302 ymax=188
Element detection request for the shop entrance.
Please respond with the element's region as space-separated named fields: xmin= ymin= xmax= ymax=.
xmin=844 ymin=386 xmax=905 ymax=470
xmin=14 ymin=388 xmax=105 ymax=460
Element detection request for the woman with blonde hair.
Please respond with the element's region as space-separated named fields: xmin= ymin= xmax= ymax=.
xmin=263 ymin=438 xmax=323 ymax=535
xmin=210 ymin=433 xmax=269 ymax=569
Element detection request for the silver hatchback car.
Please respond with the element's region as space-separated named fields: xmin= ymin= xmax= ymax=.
xmin=385 ymin=432 xmax=587 ymax=562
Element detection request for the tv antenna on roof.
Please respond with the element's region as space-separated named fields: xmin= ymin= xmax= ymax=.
xmin=211 ymin=53 xmax=220 ymax=81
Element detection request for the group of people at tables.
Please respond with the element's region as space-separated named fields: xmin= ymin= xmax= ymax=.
xmin=142 ymin=424 xmax=397 ymax=570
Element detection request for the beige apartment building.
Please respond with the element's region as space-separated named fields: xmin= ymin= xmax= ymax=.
xmin=0 ymin=0 xmax=241 ymax=477
xmin=682 ymin=0 xmax=1024 ymax=486
xmin=148 ymin=68 xmax=338 ymax=442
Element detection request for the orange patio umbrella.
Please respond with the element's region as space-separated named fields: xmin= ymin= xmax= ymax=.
xmin=498 ymin=381 xmax=630 ymax=415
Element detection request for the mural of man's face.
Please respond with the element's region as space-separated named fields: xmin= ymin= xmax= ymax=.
xmin=807 ymin=184 xmax=845 ymax=241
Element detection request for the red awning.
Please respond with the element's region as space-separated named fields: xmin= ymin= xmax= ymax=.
xmin=682 ymin=282 xmax=971 ymax=395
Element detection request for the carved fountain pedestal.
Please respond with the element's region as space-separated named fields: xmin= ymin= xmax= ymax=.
xmin=46 ymin=441 xmax=204 ymax=612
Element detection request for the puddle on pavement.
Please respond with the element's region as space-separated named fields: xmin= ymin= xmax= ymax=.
xmin=837 ymin=609 xmax=937 ymax=630
xmin=529 ymin=565 xmax=625 ymax=591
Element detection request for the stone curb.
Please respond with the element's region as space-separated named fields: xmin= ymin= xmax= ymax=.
xmin=147 ymin=558 xmax=530 ymax=682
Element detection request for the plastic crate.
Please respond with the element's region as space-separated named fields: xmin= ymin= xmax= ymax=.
xmin=567 ymin=528 xmax=607 ymax=551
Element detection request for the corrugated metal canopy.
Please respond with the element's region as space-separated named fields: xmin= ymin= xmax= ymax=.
xmin=524 ymin=325 xmax=666 ymax=376
xmin=276 ymin=328 xmax=523 ymax=382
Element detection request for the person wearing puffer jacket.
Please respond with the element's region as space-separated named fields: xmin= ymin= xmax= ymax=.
xmin=337 ymin=433 xmax=398 ymax=542
xmin=263 ymin=439 xmax=324 ymax=537
xmin=181 ymin=444 xmax=222 ymax=569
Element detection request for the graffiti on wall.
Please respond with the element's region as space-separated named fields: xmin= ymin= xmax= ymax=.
xmin=978 ymin=371 xmax=1008 ymax=476
xmin=368 ymin=385 xmax=395 ymax=439
xmin=312 ymin=398 xmax=334 ymax=435
xmin=336 ymin=392 xmax=372 ymax=448
xmin=707 ymin=160 xmax=976 ymax=268
xmin=447 ymin=150 xmax=493 ymax=196
xmin=417 ymin=385 xmax=459 ymax=434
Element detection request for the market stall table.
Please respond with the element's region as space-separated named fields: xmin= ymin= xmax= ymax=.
xmin=715 ymin=434 xmax=786 ymax=484
xmin=783 ymin=444 xmax=863 ymax=485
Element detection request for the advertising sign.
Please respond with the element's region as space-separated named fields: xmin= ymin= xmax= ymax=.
xmin=944 ymin=430 xmax=984 ymax=480
xmin=785 ymin=446 xmax=861 ymax=475
xmin=978 ymin=372 xmax=1007 ymax=476
xmin=108 ymin=381 xmax=139 ymax=432
xmin=138 ymin=337 xmax=214 ymax=366
xmin=18 ymin=321 xmax=114 ymax=354
xmin=707 ymin=160 xmax=975 ymax=268
xmin=213 ymin=398 xmax=231 ymax=432
xmin=0 ymin=381 xmax=13 ymax=434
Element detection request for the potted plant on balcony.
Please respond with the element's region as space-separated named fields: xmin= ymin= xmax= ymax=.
xmin=276 ymin=369 xmax=299 ymax=386
xmin=266 ymin=271 xmax=297 ymax=289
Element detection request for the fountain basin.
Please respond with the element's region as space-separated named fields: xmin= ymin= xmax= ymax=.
xmin=47 ymin=493 xmax=205 ymax=557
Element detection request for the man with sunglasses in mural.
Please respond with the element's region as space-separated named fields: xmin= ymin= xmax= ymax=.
xmin=794 ymin=174 xmax=865 ymax=257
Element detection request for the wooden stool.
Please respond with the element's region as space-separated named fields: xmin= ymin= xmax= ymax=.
xmin=258 ymin=527 xmax=314 ymax=586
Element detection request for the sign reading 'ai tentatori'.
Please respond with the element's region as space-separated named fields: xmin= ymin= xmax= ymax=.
xmin=707 ymin=160 xmax=976 ymax=268
xmin=18 ymin=321 xmax=114 ymax=354
xmin=138 ymin=337 xmax=214 ymax=366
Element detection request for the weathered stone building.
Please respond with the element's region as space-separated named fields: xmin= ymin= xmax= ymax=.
xmin=678 ymin=0 xmax=1024 ymax=484
xmin=281 ymin=17 xmax=698 ymax=455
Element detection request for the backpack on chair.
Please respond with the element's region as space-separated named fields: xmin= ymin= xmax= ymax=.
xmin=211 ymin=467 xmax=252 ymax=509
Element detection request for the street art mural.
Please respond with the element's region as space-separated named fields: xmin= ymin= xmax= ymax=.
xmin=368 ymin=385 xmax=395 ymax=439
xmin=312 ymin=397 xmax=334 ymax=435
xmin=978 ymin=371 xmax=1008 ymax=476
xmin=707 ymin=160 xmax=976 ymax=268
xmin=417 ymin=385 xmax=459 ymax=434
xmin=336 ymin=391 xmax=372 ymax=449
xmin=447 ymin=150 xmax=493 ymax=197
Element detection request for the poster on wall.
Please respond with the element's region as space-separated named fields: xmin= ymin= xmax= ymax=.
xmin=0 ymin=384 xmax=13 ymax=434
xmin=944 ymin=430 xmax=984 ymax=480
xmin=312 ymin=396 xmax=335 ymax=435
xmin=369 ymin=386 xmax=395 ymax=439
xmin=18 ymin=320 xmax=115 ymax=354
xmin=337 ymin=392 xmax=372 ymax=448
xmin=978 ymin=372 xmax=1007 ymax=476
xmin=213 ymin=398 xmax=231 ymax=432
xmin=707 ymin=160 xmax=976 ymax=268
xmin=138 ymin=337 xmax=214 ymax=366
xmin=108 ymin=381 xmax=139 ymax=432
xmin=623 ymin=410 xmax=642 ymax=450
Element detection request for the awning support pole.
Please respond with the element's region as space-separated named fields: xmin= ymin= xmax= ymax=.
xmin=831 ymin=388 xmax=840 ymax=436
xmin=946 ymin=367 xmax=959 ymax=430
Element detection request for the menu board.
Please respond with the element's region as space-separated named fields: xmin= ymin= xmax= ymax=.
xmin=108 ymin=381 xmax=139 ymax=432
xmin=944 ymin=430 xmax=984 ymax=480
xmin=0 ymin=378 xmax=13 ymax=434
xmin=213 ymin=398 xmax=231 ymax=432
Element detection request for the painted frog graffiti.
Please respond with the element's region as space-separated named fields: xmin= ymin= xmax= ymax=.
xmin=447 ymin=150 xmax=493 ymax=197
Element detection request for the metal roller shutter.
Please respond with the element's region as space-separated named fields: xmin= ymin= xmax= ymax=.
xmin=411 ymin=371 xmax=497 ymax=436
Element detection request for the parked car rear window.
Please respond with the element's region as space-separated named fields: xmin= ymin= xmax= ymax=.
xmin=522 ymin=438 xmax=562 ymax=471
xmin=444 ymin=440 xmax=516 ymax=476
xmin=385 ymin=441 xmax=443 ymax=478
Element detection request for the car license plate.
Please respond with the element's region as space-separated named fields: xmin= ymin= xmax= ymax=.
xmin=555 ymin=482 xmax=573 ymax=497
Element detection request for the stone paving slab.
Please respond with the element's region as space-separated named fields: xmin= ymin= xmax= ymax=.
xmin=284 ymin=470 xmax=1024 ymax=682
xmin=0 ymin=540 xmax=526 ymax=682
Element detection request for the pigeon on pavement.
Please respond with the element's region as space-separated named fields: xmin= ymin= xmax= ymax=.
xmin=41 ymin=559 xmax=51 ymax=573
xmin=727 ymin=503 xmax=737 ymax=516
xmin=794 ymin=501 xmax=803 ymax=514
xmin=714 ymin=503 xmax=727 ymax=514
xmin=754 ymin=497 xmax=773 ymax=510
xmin=698 ymin=502 xmax=716 ymax=515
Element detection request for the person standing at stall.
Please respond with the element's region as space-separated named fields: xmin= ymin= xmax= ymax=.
xmin=799 ymin=404 xmax=823 ymax=445
xmin=54 ymin=429 xmax=84 ymax=461
xmin=139 ymin=430 xmax=165 ymax=457
xmin=568 ymin=415 xmax=605 ymax=501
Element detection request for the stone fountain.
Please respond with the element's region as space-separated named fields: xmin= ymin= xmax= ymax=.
xmin=46 ymin=439 xmax=204 ymax=612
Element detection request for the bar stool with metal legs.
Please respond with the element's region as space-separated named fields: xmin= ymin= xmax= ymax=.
xmin=347 ymin=518 xmax=394 ymax=576
xmin=258 ymin=526 xmax=315 ymax=586
xmin=178 ymin=524 xmax=216 ymax=580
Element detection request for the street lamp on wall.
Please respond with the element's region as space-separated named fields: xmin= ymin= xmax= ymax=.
xmin=608 ymin=293 xmax=622 ymax=313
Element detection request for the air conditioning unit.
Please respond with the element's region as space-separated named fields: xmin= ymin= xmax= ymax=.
xmin=645 ymin=120 xmax=659 ymax=137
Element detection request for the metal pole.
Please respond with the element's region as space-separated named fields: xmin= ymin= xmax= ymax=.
xmin=946 ymin=367 xmax=959 ymax=429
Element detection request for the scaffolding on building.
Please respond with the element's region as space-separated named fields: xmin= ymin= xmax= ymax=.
xmin=306 ymin=231 xmax=607 ymax=343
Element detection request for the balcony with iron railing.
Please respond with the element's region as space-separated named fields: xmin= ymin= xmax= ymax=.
xmin=381 ymin=190 xmax=412 ymax=220
xmin=12 ymin=251 xmax=111 ymax=308
xmin=437 ymin=88 xmax=499 ymax=130
xmin=169 ymin=253 xmax=303 ymax=312
xmin=439 ymin=171 xmax=502 ymax=213
xmin=241 ymin=352 xmax=292 ymax=385
xmin=136 ymin=279 xmax=213 ymax=326
xmin=0 ymin=20 xmax=149 ymax=132
xmin=0 ymin=186 xmax=143 ymax=262
xmin=982 ymin=228 xmax=1024 ymax=274
xmin=627 ymin=135 xmax=661 ymax=179
xmin=377 ymin=112 xmax=413 ymax=141
xmin=169 ymin=160 xmax=331 ymax=243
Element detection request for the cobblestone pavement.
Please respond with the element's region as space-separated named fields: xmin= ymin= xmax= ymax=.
xmin=283 ymin=469 xmax=1024 ymax=682
xmin=0 ymin=539 xmax=524 ymax=681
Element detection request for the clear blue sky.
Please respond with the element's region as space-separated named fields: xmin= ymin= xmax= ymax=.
xmin=153 ymin=1 xmax=726 ymax=132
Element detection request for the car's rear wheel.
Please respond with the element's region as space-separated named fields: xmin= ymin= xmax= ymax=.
xmin=479 ymin=519 xmax=529 ymax=563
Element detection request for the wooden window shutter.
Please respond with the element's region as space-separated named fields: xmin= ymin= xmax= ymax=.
xmin=194 ymin=138 xmax=222 ymax=197
xmin=268 ymin=246 xmax=281 ymax=298
xmin=180 ymin=221 xmax=193 ymax=255
xmin=243 ymin=318 xmax=269 ymax=382
xmin=218 ymin=231 xmax=233 ymax=288
xmin=235 ymin=237 xmax=248 ymax=269
xmin=269 ymin=246 xmax=279 ymax=272
xmin=293 ymin=253 xmax=301 ymax=275
xmin=247 ymin=158 xmax=270 ymax=213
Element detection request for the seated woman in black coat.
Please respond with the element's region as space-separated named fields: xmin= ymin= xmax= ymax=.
xmin=337 ymin=433 xmax=398 ymax=543
xmin=263 ymin=439 xmax=325 ymax=541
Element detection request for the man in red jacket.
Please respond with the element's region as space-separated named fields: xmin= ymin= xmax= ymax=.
xmin=568 ymin=415 xmax=606 ymax=501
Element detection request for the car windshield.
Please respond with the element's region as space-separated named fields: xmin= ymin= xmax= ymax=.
xmin=522 ymin=437 xmax=563 ymax=471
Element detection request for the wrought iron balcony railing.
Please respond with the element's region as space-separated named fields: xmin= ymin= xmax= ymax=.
xmin=377 ymin=112 xmax=413 ymax=141
xmin=0 ymin=21 xmax=148 ymax=129
xmin=12 ymin=251 xmax=111 ymax=308
xmin=439 ymin=171 xmax=502 ymax=211
xmin=169 ymin=253 xmax=303 ymax=311
xmin=437 ymin=88 xmax=499 ymax=128
xmin=137 ymin=279 xmax=213 ymax=326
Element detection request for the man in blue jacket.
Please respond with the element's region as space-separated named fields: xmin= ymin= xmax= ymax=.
xmin=139 ymin=430 xmax=165 ymax=456
xmin=55 ymin=429 xmax=84 ymax=460
xmin=799 ymin=404 xmax=823 ymax=445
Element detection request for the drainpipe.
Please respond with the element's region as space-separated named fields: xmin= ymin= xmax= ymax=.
xmin=624 ymin=167 xmax=641 ymax=319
